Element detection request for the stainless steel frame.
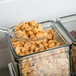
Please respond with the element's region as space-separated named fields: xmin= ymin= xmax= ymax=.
xmin=8 ymin=63 xmax=16 ymax=76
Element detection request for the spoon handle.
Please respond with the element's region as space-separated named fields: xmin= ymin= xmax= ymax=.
xmin=0 ymin=26 xmax=9 ymax=33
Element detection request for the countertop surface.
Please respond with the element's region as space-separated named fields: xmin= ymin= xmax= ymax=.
xmin=0 ymin=0 xmax=76 ymax=76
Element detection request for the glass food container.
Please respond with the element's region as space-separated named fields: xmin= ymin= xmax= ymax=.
xmin=57 ymin=14 xmax=76 ymax=44
xmin=57 ymin=14 xmax=76 ymax=76
xmin=6 ymin=20 xmax=72 ymax=76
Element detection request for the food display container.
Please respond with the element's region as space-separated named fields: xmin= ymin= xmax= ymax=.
xmin=57 ymin=14 xmax=76 ymax=44
xmin=6 ymin=20 xmax=72 ymax=76
xmin=57 ymin=14 xmax=76 ymax=76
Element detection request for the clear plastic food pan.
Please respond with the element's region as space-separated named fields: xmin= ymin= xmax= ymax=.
xmin=6 ymin=20 xmax=72 ymax=76
xmin=57 ymin=14 xmax=76 ymax=44
xmin=57 ymin=14 xmax=76 ymax=76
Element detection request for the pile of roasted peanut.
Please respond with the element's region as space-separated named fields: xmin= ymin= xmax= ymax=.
xmin=12 ymin=20 xmax=60 ymax=56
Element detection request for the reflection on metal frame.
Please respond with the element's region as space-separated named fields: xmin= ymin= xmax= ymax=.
xmin=8 ymin=63 xmax=16 ymax=76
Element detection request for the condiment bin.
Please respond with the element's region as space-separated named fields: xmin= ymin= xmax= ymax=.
xmin=57 ymin=14 xmax=76 ymax=44
xmin=6 ymin=20 xmax=72 ymax=76
xmin=57 ymin=14 xmax=76 ymax=76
